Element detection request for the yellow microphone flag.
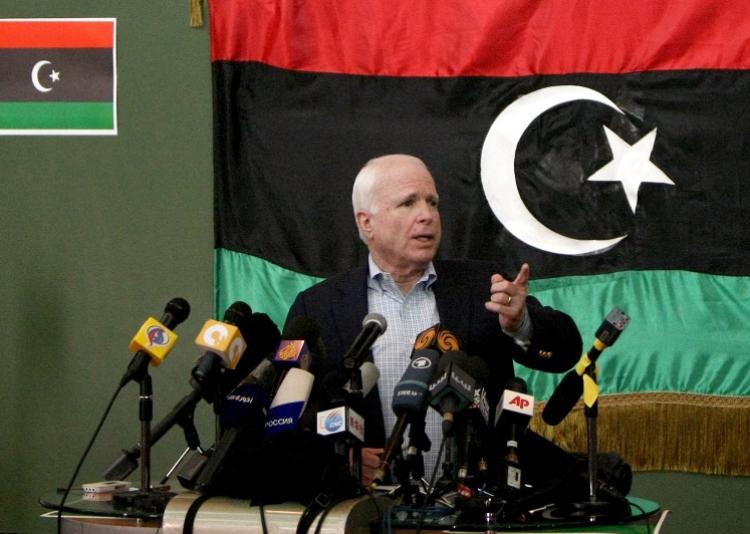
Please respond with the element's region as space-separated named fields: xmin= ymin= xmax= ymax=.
xmin=129 ymin=317 xmax=178 ymax=367
xmin=194 ymin=319 xmax=247 ymax=369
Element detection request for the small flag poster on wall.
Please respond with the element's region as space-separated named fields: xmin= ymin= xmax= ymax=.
xmin=0 ymin=18 xmax=117 ymax=135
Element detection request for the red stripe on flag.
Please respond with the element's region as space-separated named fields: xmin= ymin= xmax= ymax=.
xmin=209 ymin=0 xmax=750 ymax=76
xmin=0 ymin=20 xmax=113 ymax=49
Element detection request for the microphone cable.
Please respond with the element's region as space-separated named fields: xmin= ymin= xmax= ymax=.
xmin=56 ymin=383 xmax=124 ymax=534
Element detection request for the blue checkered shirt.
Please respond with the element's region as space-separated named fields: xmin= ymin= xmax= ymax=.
xmin=366 ymin=255 xmax=444 ymax=480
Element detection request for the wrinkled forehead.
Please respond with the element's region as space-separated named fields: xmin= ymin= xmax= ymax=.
xmin=373 ymin=159 xmax=437 ymax=200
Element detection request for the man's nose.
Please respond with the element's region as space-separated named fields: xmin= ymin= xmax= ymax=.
xmin=416 ymin=201 xmax=435 ymax=222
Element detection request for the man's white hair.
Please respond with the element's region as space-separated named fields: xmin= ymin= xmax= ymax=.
xmin=351 ymin=154 xmax=430 ymax=243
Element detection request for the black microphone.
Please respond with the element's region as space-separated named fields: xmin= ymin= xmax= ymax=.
xmin=174 ymin=313 xmax=279 ymax=490
xmin=495 ymin=377 xmax=535 ymax=498
xmin=192 ymin=316 xmax=326 ymax=492
xmin=229 ymin=312 xmax=281 ymax=389
xmin=193 ymin=357 xmax=278 ymax=492
xmin=428 ymin=351 xmax=477 ymax=436
xmin=103 ymin=301 xmax=252 ymax=481
xmin=342 ymin=312 xmax=387 ymax=371
xmin=542 ymin=308 xmax=630 ymax=425
xmin=119 ymin=297 xmax=190 ymax=387
xmin=371 ymin=348 xmax=439 ymax=487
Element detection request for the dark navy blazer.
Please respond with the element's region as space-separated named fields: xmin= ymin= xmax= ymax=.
xmin=285 ymin=259 xmax=582 ymax=446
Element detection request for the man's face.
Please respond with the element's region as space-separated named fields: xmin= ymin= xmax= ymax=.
xmin=358 ymin=161 xmax=442 ymax=274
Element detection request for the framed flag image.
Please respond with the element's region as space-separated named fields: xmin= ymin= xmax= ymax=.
xmin=0 ymin=18 xmax=117 ymax=135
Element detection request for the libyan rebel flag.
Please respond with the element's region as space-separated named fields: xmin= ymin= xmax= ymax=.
xmin=209 ymin=1 xmax=750 ymax=475
xmin=0 ymin=19 xmax=116 ymax=135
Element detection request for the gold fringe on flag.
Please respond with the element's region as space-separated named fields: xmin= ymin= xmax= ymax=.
xmin=531 ymin=392 xmax=750 ymax=475
xmin=190 ymin=0 xmax=204 ymax=28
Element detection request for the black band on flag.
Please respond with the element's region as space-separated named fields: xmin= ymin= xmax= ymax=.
xmin=0 ymin=49 xmax=113 ymax=102
xmin=214 ymin=61 xmax=750 ymax=279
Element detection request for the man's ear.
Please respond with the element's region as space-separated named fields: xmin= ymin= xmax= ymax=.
xmin=356 ymin=210 xmax=372 ymax=238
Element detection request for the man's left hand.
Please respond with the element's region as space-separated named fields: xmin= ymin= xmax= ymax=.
xmin=485 ymin=263 xmax=530 ymax=332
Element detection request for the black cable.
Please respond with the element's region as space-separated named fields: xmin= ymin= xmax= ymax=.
xmin=361 ymin=489 xmax=385 ymax=530
xmin=312 ymin=501 xmax=335 ymax=534
xmin=182 ymin=493 xmax=211 ymax=534
xmin=629 ymin=500 xmax=652 ymax=534
xmin=257 ymin=501 xmax=269 ymax=534
xmin=57 ymin=384 xmax=124 ymax=534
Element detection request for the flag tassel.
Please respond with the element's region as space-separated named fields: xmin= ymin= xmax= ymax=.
xmin=532 ymin=392 xmax=750 ymax=476
xmin=190 ymin=0 xmax=204 ymax=28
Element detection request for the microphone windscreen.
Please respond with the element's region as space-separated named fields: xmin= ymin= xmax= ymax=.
xmin=362 ymin=312 xmax=387 ymax=334
xmin=223 ymin=301 xmax=253 ymax=332
xmin=265 ymin=368 xmax=315 ymax=435
xmin=392 ymin=349 xmax=439 ymax=413
xmin=282 ymin=316 xmax=327 ymax=368
xmin=162 ymin=297 xmax=191 ymax=328
xmin=437 ymin=350 xmax=471 ymax=371
xmin=466 ymin=356 xmax=490 ymax=385
xmin=283 ymin=315 xmax=320 ymax=341
xmin=233 ymin=313 xmax=281 ymax=380
xmin=221 ymin=382 xmax=271 ymax=429
xmin=506 ymin=376 xmax=528 ymax=394
xmin=354 ymin=361 xmax=380 ymax=397
xmin=541 ymin=371 xmax=582 ymax=425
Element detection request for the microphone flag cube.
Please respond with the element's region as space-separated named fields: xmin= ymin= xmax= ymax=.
xmin=194 ymin=319 xmax=247 ymax=369
xmin=317 ymin=406 xmax=365 ymax=442
xmin=272 ymin=339 xmax=311 ymax=369
xmin=129 ymin=317 xmax=178 ymax=366
xmin=495 ymin=390 xmax=535 ymax=426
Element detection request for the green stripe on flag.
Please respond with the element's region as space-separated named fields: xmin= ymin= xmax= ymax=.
xmin=215 ymin=248 xmax=323 ymax=329
xmin=525 ymin=270 xmax=750 ymax=400
xmin=217 ymin=249 xmax=750 ymax=402
xmin=0 ymin=102 xmax=114 ymax=129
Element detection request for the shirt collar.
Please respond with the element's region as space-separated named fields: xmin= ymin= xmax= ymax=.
xmin=367 ymin=254 xmax=437 ymax=291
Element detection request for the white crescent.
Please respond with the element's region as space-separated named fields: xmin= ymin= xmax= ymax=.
xmin=31 ymin=60 xmax=53 ymax=93
xmin=481 ymin=85 xmax=628 ymax=256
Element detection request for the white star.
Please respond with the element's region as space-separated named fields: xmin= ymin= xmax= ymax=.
xmin=49 ymin=69 xmax=60 ymax=83
xmin=587 ymin=126 xmax=675 ymax=213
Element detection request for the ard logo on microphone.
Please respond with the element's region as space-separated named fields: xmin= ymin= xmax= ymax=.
xmin=411 ymin=356 xmax=432 ymax=369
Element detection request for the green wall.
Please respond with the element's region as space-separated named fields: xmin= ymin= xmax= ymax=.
xmin=0 ymin=2 xmax=214 ymax=532
xmin=0 ymin=2 xmax=746 ymax=533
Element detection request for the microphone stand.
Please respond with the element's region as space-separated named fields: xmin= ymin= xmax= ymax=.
xmin=345 ymin=365 xmax=364 ymax=483
xmin=112 ymin=371 xmax=176 ymax=514
xmin=567 ymin=365 xmax=628 ymax=521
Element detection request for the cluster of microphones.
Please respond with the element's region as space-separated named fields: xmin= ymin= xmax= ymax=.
xmin=104 ymin=297 xmax=631 ymax=521
xmin=106 ymin=298 xmax=387 ymax=501
xmin=368 ymin=322 xmax=539 ymax=511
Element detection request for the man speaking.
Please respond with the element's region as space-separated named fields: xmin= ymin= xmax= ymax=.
xmin=285 ymin=154 xmax=582 ymax=484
